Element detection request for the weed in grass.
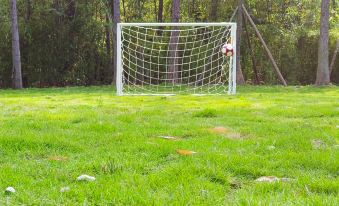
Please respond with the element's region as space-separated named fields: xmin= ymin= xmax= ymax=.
xmin=193 ymin=108 xmax=218 ymax=118
xmin=100 ymin=159 xmax=123 ymax=174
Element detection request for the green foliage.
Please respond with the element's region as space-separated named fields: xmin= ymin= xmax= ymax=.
xmin=0 ymin=0 xmax=112 ymax=87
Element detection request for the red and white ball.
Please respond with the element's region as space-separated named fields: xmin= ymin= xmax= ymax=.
xmin=221 ymin=43 xmax=234 ymax=57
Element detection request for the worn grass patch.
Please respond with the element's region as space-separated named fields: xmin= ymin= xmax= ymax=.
xmin=0 ymin=86 xmax=338 ymax=205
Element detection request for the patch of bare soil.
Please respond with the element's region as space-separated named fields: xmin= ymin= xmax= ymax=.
xmin=208 ymin=127 xmax=243 ymax=139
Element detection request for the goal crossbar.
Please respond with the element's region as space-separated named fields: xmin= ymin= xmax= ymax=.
xmin=118 ymin=23 xmax=236 ymax=27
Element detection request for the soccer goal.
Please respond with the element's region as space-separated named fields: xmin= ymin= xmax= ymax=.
xmin=116 ymin=22 xmax=237 ymax=95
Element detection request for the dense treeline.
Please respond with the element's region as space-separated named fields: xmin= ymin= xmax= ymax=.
xmin=0 ymin=0 xmax=338 ymax=88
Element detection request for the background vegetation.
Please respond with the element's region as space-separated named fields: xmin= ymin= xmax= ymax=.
xmin=0 ymin=0 xmax=338 ymax=88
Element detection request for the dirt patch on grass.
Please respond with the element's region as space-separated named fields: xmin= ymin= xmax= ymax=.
xmin=208 ymin=127 xmax=243 ymax=139
xmin=209 ymin=127 xmax=230 ymax=134
xmin=48 ymin=156 xmax=68 ymax=161
xmin=312 ymin=139 xmax=327 ymax=149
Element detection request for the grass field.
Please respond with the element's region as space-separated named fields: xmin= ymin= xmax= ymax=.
xmin=0 ymin=86 xmax=338 ymax=205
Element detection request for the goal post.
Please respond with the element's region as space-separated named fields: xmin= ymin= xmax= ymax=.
xmin=116 ymin=22 xmax=237 ymax=95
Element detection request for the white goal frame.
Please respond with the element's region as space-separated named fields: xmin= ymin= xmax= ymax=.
xmin=116 ymin=22 xmax=237 ymax=95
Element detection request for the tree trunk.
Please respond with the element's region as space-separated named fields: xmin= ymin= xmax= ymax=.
xmin=105 ymin=14 xmax=113 ymax=81
xmin=330 ymin=40 xmax=339 ymax=75
xmin=191 ymin=0 xmax=196 ymax=20
xmin=158 ymin=0 xmax=163 ymax=23
xmin=210 ymin=0 xmax=218 ymax=21
xmin=136 ymin=0 xmax=142 ymax=20
xmin=315 ymin=0 xmax=330 ymax=85
xmin=24 ymin=0 xmax=32 ymax=86
xmin=66 ymin=0 xmax=76 ymax=20
xmin=168 ymin=0 xmax=180 ymax=84
xmin=156 ymin=0 xmax=164 ymax=35
xmin=10 ymin=0 xmax=23 ymax=89
xmin=24 ymin=0 xmax=32 ymax=24
xmin=105 ymin=15 xmax=111 ymax=57
xmin=154 ymin=0 xmax=157 ymax=21
xmin=236 ymin=0 xmax=245 ymax=84
xmin=112 ymin=0 xmax=120 ymax=85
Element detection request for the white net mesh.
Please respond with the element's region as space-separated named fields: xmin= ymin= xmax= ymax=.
xmin=117 ymin=23 xmax=236 ymax=95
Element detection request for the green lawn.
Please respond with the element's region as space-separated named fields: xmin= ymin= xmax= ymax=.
xmin=0 ymin=86 xmax=338 ymax=205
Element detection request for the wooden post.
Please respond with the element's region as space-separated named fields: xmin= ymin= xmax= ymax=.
xmin=243 ymin=11 xmax=260 ymax=84
xmin=242 ymin=4 xmax=287 ymax=86
xmin=330 ymin=40 xmax=339 ymax=75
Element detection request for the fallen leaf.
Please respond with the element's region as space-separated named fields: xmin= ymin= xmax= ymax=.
xmin=60 ymin=186 xmax=70 ymax=193
xmin=48 ymin=156 xmax=68 ymax=161
xmin=159 ymin=136 xmax=179 ymax=140
xmin=267 ymin=145 xmax=276 ymax=150
xmin=176 ymin=149 xmax=196 ymax=156
xmin=255 ymin=176 xmax=294 ymax=183
xmin=77 ymin=174 xmax=96 ymax=182
xmin=145 ymin=141 xmax=157 ymax=145
xmin=255 ymin=176 xmax=279 ymax=183
xmin=227 ymin=132 xmax=242 ymax=139
xmin=281 ymin=177 xmax=294 ymax=182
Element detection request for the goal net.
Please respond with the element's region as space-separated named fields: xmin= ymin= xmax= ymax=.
xmin=116 ymin=23 xmax=237 ymax=95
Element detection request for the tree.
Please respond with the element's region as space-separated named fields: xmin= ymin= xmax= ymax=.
xmin=66 ymin=0 xmax=76 ymax=20
xmin=112 ymin=0 xmax=120 ymax=85
xmin=210 ymin=0 xmax=218 ymax=21
xmin=158 ymin=0 xmax=163 ymax=23
xmin=10 ymin=0 xmax=23 ymax=89
xmin=315 ymin=0 xmax=330 ymax=85
xmin=236 ymin=0 xmax=245 ymax=84
xmin=156 ymin=0 xmax=164 ymax=35
xmin=330 ymin=40 xmax=339 ymax=76
xmin=168 ymin=0 xmax=180 ymax=83
xmin=24 ymin=0 xmax=32 ymax=26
